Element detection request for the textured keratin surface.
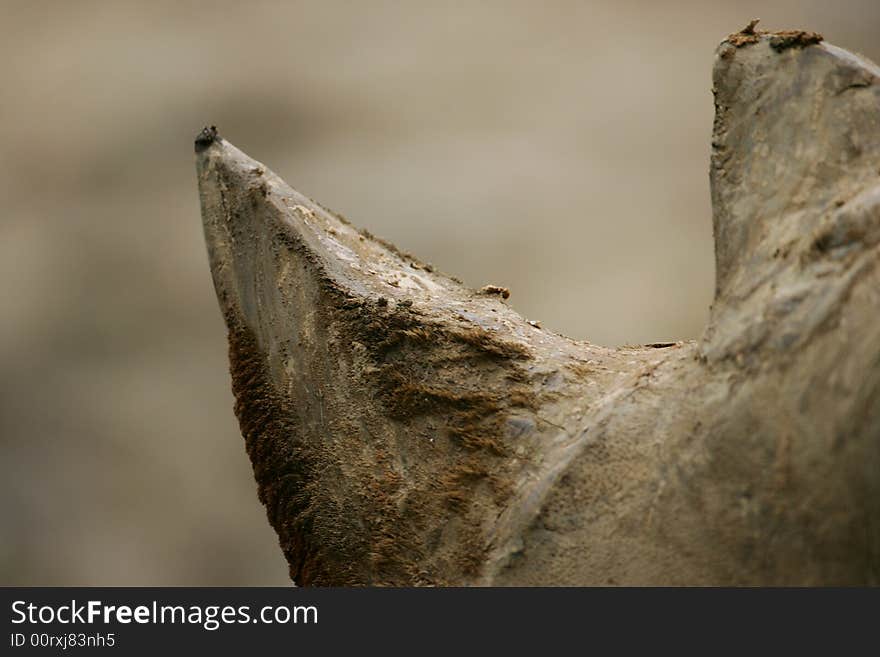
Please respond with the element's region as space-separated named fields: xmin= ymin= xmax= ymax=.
xmin=197 ymin=28 xmax=880 ymax=585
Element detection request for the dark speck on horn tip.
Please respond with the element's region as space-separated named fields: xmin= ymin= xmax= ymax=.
xmin=194 ymin=125 xmax=220 ymax=153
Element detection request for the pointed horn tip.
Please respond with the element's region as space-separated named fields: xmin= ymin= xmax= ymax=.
xmin=194 ymin=125 xmax=221 ymax=154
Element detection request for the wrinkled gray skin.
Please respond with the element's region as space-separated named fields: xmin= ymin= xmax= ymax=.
xmin=197 ymin=32 xmax=880 ymax=585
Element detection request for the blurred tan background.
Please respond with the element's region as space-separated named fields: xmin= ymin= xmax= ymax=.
xmin=2 ymin=1 xmax=878 ymax=585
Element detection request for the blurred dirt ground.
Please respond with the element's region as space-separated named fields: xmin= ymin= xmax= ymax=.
xmin=1 ymin=1 xmax=878 ymax=585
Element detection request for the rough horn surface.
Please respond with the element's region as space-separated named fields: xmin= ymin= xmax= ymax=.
xmin=196 ymin=28 xmax=880 ymax=585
